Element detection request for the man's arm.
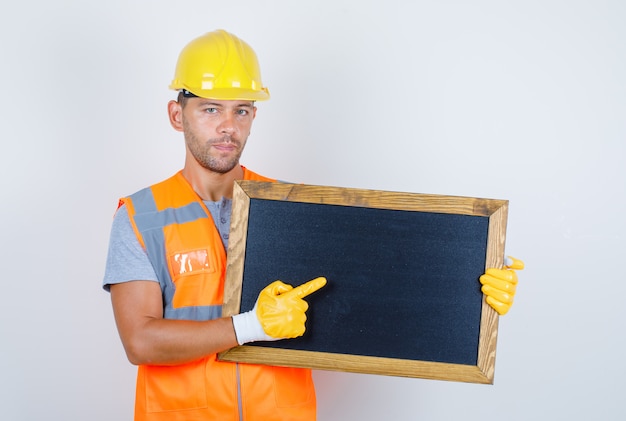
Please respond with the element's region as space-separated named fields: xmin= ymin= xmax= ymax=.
xmin=110 ymin=277 xmax=327 ymax=366
xmin=110 ymin=280 xmax=238 ymax=366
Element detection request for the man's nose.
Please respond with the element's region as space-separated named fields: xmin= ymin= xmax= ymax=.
xmin=217 ymin=114 xmax=236 ymax=135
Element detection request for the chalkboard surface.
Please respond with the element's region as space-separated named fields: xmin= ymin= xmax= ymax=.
xmin=219 ymin=181 xmax=508 ymax=384
xmin=241 ymin=199 xmax=487 ymax=364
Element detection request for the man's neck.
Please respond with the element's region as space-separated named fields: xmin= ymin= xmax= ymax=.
xmin=181 ymin=164 xmax=244 ymax=202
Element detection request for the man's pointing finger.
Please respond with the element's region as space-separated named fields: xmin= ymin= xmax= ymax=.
xmin=284 ymin=277 xmax=327 ymax=300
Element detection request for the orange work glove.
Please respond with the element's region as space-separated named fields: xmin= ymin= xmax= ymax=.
xmin=479 ymin=256 xmax=524 ymax=315
xmin=232 ymin=277 xmax=327 ymax=345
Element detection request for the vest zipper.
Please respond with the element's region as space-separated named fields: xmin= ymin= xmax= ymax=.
xmin=236 ymin=362 xmax=243 ymax=421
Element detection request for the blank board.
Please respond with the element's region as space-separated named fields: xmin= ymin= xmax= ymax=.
xmin=219 ymin=181 xmax=508 ymax=384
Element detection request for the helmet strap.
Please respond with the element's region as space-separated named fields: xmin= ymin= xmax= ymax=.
xmin=181 ymin=89 xmax=198 ymax=98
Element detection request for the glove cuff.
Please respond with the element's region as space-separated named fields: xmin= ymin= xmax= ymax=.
xmin=231 ymin=307 xmax=275 ymax=345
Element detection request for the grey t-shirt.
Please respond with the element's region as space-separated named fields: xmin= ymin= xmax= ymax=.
xmin=102 ymin=198 xmax=232 ymax=291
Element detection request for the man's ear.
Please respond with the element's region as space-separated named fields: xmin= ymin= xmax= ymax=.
xmin=168 ymin=100 xmax=184 ymax=132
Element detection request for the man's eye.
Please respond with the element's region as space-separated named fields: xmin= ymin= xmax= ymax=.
xmin=237 ymin=109 xmax=249 ymax=116
xmin=205 ymin=107 xmax=218 ymax=113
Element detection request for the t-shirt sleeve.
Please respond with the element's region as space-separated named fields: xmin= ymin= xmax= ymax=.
xmin=102 ymin=204 xmax=159 ymax=292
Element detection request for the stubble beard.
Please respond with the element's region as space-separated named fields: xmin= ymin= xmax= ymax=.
xmin=184 ymin=128 xmax=244 ymax=175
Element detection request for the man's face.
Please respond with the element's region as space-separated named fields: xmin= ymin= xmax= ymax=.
xmin=180 ymin=98 xmax=256 ymax=174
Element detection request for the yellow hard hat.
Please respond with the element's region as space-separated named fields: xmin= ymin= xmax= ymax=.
xmin=169 ymin=29 xmax=270 ymax=101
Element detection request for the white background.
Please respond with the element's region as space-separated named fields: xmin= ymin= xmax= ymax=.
xmin=1 ymin=1 xmax=624 ymax=420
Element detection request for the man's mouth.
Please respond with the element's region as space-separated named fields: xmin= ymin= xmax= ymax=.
xmin=210 ymin=138 xmax=239 ymax=151
xmin=213 ymin=143 xmax=236 ymax=150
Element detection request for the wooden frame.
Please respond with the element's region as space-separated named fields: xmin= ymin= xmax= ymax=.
xmin=219 ymin=180 xmax=508 ymax=384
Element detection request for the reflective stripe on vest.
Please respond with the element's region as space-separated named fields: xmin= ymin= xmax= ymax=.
xmin=129 ymin=185 xmax=223 ymax=320
xmin=125 ymin=167 xmax=275 ymax=322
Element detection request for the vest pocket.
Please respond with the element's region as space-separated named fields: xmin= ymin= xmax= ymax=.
xmin=273 ymin=367 xmax=315 ymax=408
xmin=169 ymin=248 xmax=222 ymax=308
xmin=144 ymin=359 xmax=208 ymax=412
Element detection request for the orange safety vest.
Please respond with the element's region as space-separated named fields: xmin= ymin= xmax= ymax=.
xmin=121 ymin=168 xmax=316 ymax=421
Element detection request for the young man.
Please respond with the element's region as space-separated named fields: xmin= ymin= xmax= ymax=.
xmin=103 ymin=29 xmax=523 ymax=421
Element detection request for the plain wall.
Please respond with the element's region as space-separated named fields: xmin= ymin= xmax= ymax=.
xmin=1 ymin=1 xmax=624 ymax=420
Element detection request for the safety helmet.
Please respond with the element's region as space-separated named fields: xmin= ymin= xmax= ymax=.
xmin=169 ymin=29 xmax=270 ymax=101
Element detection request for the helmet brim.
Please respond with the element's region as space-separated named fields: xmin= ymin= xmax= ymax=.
xmin=169 ymin=84 xmax=270 ymax=101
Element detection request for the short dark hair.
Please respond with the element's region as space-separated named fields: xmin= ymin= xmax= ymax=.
xmin=176 ymin=91 xmax=256 ymax=108
xmin=177 ymin=91 xmax=190 ymax=108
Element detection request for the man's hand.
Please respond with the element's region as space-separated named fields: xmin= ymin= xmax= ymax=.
xmin=479 ymin=257 xmax=524 ymax=315
xmin=232 ymin=277 xmax=327 ymax=345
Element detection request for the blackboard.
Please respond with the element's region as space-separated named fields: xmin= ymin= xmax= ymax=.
xmin=219 ymin=181 xmax=508 ymax=384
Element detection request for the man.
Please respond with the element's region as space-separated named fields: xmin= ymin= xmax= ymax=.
xmin=103 ymin=29 xmax=523 ymax=421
